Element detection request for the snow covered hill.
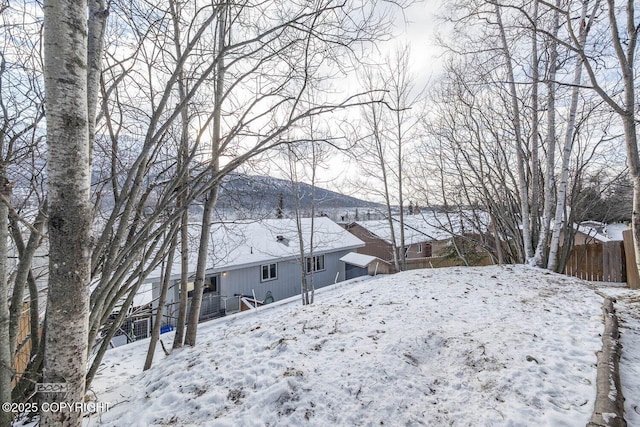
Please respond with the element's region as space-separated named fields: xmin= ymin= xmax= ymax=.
xmin=88 ymin=265 xmax=605 ymax=426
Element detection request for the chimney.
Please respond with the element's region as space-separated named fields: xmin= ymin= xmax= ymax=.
xmin=276 ymin=235 xmax=289 ymax=246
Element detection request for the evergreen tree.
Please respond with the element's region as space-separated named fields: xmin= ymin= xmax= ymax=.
xmin=276 ymin=193 xmax=284 ymax=219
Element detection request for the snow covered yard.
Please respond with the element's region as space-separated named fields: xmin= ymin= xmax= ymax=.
xmin=88 ymin=265 xmax=605 ymax=426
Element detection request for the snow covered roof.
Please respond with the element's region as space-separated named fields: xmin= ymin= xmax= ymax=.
xmin=576 ymin=222 xmax=629 ymax=243
xmin=149 ymin=217 xmax=364 ymax=281
xmin=352 ymin=219 xmax=430 ymax=245
xmin=339 ymin=252 xmax=380 ymax=268
xmin=354 ymin=211 xmax=489 ymax=245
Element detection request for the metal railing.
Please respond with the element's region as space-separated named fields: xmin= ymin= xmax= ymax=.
xmin=162 ymin=293 xmax=225 ymax=327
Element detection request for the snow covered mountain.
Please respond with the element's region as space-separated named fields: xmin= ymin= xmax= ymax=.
xmin=216 ymin=173 xmax=380 ymax=213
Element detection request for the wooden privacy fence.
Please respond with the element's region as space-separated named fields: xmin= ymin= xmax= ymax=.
xmin=406 ymin=253 xmax=494 ymax=270
xmin=564 ymin=241 xmax=625 ymax=282
xmin=13 ymin=302 xmax=32 ymax=387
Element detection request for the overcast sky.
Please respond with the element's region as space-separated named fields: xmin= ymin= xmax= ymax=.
xmin=393 ymin=0 xmax=447 ymax=83
xmin=317 ymin=0 xmax=448 ymax=202
xmin=247 ymin=1 xmax=448 ymax=202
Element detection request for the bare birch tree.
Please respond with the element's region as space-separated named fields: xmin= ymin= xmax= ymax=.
xmin=353 ymin=46 xmax=421 ymax=271
xmin=281 ymin=119 xmax=332 ymax=305
xmin=535 ymin=0 xmax=638 ymax=275
xmin=1 ymin=0 xmax=397 ymax=409
xmin=41 ymin=0 xmax=107 ymax=424
xmin=0 ymin=2 xmax=48 ymax=416
xmin=357 ymin=86 xmax=402 ymax=270
xmin=286 ymin=143 xmax=317 ymax=305
xmin=419 ymin=0 xmax=619 ymax=267
xmin=0 ymin=164 xmax=11 ymax=426
xmin=180 ymin=0 xmax=393 ymax=346
xmin=183 ymin=0 xmax=226 ymax=348
xmin=420 ymin=0 xmax=624 ymax=271
xmin=532 ymin=0 xmax=559 ymax=266
xmin=546 ymin=0 xmax=599 ymax=270
xmin=168 ymin=0 xmax=195 ymax=351
xmin=494 ymin=3 xmax=534 ymax=262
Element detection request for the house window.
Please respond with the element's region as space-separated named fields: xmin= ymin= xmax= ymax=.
xmin=305 ymin=255 xmax=325 ymax=273
xmin=417 ymin=243 xmax=423 ymax=253
xmin=261 ymin=263 xmax=277 ymax=282
xmin=205 ymin=276 xmax=218 ymax=293
xmin=187 ymin=276 xmax=218 ymax=297
xmin=424 ymin=244 xmax=433 ymax=257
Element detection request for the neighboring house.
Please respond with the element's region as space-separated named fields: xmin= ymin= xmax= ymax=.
xmin=148 ymin=217 xmax=365 ymax=327
xmin=573 ymin=221 xmax=628 ymax=245
xmin=343 ymin=219 xmax=433 ymax=264
xmin=343 ymin=211 xmax=491 ymax=272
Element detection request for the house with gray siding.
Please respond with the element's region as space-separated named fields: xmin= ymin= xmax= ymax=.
xmin=149 ymin=217 xmax=365 ymax=327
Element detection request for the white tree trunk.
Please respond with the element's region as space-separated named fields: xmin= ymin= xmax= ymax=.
xmin=289 ymin=138 xmax=320 ymax=306
xmin=169 ymin=0 xmax=190 ymax=350
xmin=144 ymin=233 xmax=177 ymax=370
xmin=308 ymin=142 xmax=318 ymax=304
xmin=42 ymin=0 xmax=92 ymax=424
xmin=495 ymin=4 xmax=533 ymax=262
xmin=366 ymin=100 xmax=400 ymax=272
xmin=290 ymin=163 xmax=310 ymax=306
xmin=534 ymin=0 xmax=560 ymax=266
xmin=378 ymin=133 xmax=401 ymax=272
xmin=87 ymin=0 xmax=107 ymax=158
xmin=172 ymin=209 xmax=189 ymax=348
xmin=184 ymin=3 xmax=225 ymax=347
xmin=0 ymin=168 xmax=12 ymax=427
xmin=547 ymin=0 xmax=590 ymax=271
xmin=611 ymin=1 xmax=640 ymax=282
xmin=529 ymin=0 xmax=541 ymax=257
xmin=396 ymin=106 xmax=407 ymax=271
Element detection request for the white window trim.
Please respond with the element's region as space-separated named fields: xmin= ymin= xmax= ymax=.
xmin=261 ymin=263 xmax=278 ymax=282
xmin=305 ymin=254 xmax=326 ymax=274
xmin=417 ymin=243 xmax=423 ymax=253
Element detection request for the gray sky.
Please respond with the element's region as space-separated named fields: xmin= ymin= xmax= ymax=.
xmin=254 ymin=1 xmax=448 ymax=202
xmin=322 ymin=0 xmax=447 ymax=201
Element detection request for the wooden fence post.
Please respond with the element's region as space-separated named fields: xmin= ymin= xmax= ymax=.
xmin=622 ymin=229 xmax=640 ymax=290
